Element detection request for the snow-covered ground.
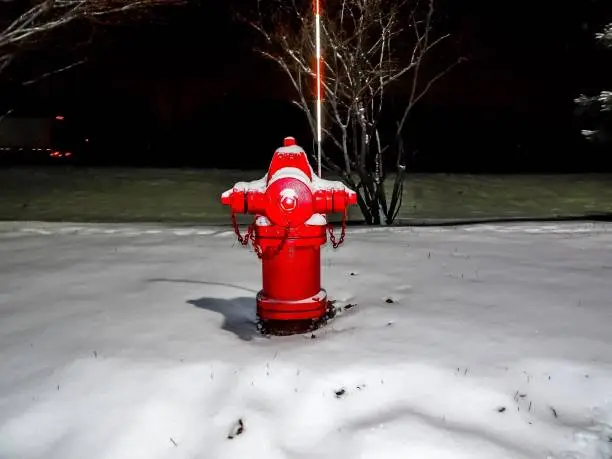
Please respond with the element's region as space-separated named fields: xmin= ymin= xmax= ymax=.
xmin=1 ymin=221 xmax=611 ymax=459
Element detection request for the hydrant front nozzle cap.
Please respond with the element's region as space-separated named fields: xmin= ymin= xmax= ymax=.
xmin=283 ymin=136 xmax=296 ymax=147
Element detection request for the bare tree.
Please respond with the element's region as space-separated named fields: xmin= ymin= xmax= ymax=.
xmin=575 ymin=23 xmax=612 ymax=143
xmin=0 ymin=0 xmax=183 ymax=85
xmin=249 ymin=0 xmax=457 ymax=224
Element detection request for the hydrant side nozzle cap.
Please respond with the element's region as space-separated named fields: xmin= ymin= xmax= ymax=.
xmin=221 ymin=189 xmax=231 ymax=205
xmin=283 ymin=136 xmax=296 ymax=147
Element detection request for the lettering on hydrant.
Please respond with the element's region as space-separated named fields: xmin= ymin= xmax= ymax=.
xmin=221 ymin=136 xmax=358 ymax=329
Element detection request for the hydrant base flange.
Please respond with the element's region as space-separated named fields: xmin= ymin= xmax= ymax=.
xmin=257 ymin=289 xmax=328 ymax=321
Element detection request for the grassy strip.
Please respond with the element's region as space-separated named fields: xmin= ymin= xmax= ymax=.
xmin=0 ymin=167 xmax=611 ymax=224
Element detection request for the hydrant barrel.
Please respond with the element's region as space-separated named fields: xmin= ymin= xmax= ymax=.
xmin=256 ymin=225 xmax=327 ymax=321
xmin=262 ymin=247 xmax=320 ymax=300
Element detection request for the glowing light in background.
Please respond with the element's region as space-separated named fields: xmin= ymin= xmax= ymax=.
xmin=315 ymin=0 xmax=322 ymax=177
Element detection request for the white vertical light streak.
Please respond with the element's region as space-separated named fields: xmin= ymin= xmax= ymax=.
xmin=315 ymin=0 xmax=322 ymax=177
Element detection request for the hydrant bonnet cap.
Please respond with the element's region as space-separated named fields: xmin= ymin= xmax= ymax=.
xmin=283 ymin=136 xmax=296 ymax=147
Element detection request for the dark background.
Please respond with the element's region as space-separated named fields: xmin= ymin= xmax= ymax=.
xmin=1 ymin=0 xmax=611 ymax=172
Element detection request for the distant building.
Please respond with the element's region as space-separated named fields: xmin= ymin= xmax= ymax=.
xmin=0 ymin=116 xmax=77 ymax=162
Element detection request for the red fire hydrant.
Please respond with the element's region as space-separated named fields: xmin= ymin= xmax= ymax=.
xmin=221 ymin=137 xmax=357 ymax=333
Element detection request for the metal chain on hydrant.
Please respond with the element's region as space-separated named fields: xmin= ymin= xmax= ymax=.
xmin=230 ymin=212 xmax=289 ymax=260
xmin=230 ymin=212 xmax=254 ymax=247
xmin=249 ymin=225 xmax=290 ymax=260
xmin=328 ymin=210 xmax=348 ymax=249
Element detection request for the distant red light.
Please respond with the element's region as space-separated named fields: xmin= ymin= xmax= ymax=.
xmin=65 ymin=152 xmax=72 ymax=157
xmin=55 ymin=115 xmax=64 ymax=121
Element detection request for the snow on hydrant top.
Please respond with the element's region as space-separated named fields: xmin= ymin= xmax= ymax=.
xmin=269 ymin=137 xmax=353 ymax=194
xmin=221 ymin=137 xmax=355 ymax=198
xmin=267 ymin=138 xmax=313 ymax=182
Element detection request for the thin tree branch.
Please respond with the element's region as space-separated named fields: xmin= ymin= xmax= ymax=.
xmin=247 ymin=0 xmax=459 ymax=224
xmin=22 ymin=58 xmax=86 ymax=86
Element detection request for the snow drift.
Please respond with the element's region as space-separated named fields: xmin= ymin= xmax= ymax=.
xmin=0 ymin=221 xmax=611 ymax=459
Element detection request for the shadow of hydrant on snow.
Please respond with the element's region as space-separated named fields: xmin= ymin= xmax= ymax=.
xmin=187 ymin=297 xmax=261 ymax=341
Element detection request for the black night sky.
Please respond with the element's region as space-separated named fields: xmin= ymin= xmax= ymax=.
xmin=2 ymin=0 xmax=612 ymax=172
